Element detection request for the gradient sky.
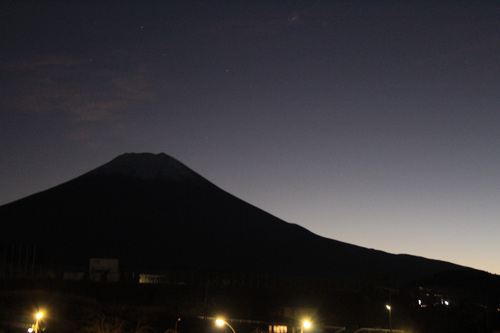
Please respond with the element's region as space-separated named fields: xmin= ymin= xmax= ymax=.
xmin=1 ymin=1 xmax=499 ymax=274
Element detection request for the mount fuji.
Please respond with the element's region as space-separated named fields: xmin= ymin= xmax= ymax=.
xmin=0 ymin=152 xmax=468 ymax=283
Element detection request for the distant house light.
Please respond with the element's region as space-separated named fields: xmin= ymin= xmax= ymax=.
xmin=272 ymin=325 xmax=287 ymax=333
xmin=139 ymin=273 xmax=169 ymax=284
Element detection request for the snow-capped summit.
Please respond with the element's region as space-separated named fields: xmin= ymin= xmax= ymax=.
xmin=85 ymin=152 xmax=208 ymax=185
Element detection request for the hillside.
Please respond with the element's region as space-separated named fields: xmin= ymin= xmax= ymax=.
xmin=0 ymin=153 xmax=468 ymax=283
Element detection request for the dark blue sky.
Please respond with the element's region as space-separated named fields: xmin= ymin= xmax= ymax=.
xmin=1 ymin=1 xmax=499 ymax=273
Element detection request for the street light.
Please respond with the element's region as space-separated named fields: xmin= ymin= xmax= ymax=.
xmin=174 ymin=317 xmax=181 ymax=332
xmin=301 ymin=320 xmax=311 ymax=333
xmin=216 ymin=318 xmax=236 ymax=333
xmin=35 ymin=312 xmax=43 ymax=333
xmin=386 ymin=305 xmax=392 ymax=333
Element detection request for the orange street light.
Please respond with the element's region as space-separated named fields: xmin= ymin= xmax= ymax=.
xmin=216 ymin=318 xmax=236 ymax=333
xmin=35 ymin=312 xmax=43 ymax=333
xmin=301 ymin=320 xmax=311 ymax=333
xmin=386 ymin=305 xmax=392 ymax=333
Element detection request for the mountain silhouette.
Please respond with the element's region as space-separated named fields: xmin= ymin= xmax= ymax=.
xmin=0 ymin=152 xmax=468 ymax=284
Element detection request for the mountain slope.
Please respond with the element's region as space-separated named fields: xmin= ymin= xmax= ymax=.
xmin=0 ymin=153 xmax=467 ymax=283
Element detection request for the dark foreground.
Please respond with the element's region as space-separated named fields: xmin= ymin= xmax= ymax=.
xmin=1 ymin=269 xmax=500 ymax=333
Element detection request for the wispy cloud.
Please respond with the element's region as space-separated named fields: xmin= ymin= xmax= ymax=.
xmin=1 ymin=55 xmax=84 ymax=72
xmin=1 ymin=54 xmax=157 ymax=145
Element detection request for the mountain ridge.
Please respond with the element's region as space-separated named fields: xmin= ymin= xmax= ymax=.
xmin=0 ymin=152 xmax=470 ymax=284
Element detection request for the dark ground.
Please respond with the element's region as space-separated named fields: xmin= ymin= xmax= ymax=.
xmin=1 ymin=271 xmax=500 ymax=333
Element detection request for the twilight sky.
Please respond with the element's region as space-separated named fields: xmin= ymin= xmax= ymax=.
xmin=1 ymin=1 xmax=499 ymax=274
